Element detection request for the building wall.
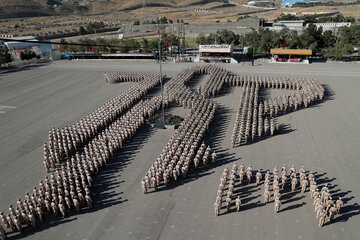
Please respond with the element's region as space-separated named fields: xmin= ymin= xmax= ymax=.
xmin=309 ymin=22 xmax=352 ymax=34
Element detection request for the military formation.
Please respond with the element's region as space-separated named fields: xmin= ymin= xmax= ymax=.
xmin=104 ymin=72 xmax=161 ymax=84
xmin=1 ymin=73 xmax=170 ymax=238
xmin=309 ymin=176 xmax=343 ymax=227
xmin=213 ymin=162 xmax=344 ymax=227
xmin=43 ymin=73 xmax=162 ymax=171
xmin=0 ymin=65 xmax=339 ymax=239
xmin=213 ymin=162 xmax=261 ymax=216
xmin=142 ymin=65 xmax=231 ymax=192
xmin=230 ymin=76 xmax=325 ymax=147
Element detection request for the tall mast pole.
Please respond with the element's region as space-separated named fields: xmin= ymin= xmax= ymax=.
xmin=158 ymin=27 xmax=165 ymax=128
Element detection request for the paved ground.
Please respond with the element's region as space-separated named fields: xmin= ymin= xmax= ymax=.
xmin=0 ymin=60 xmax=359 ymax=240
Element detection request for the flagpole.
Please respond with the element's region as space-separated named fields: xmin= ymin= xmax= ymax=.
xmin=158 ymin=27 xmax=165 ymax=128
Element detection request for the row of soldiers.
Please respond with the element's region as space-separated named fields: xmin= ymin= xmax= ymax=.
xmin=0 ymin=154 xmax=95 ymax=238
xmin=214 ymin=163 xmax=259 ymax=216
xmin=142 ymin=65 xmax=231 ymax=192
xmin=43 ymin=74 xmax=161 ymax=171
xmin=231 ymin=81 xmax=279 ymax=147
xmin=225 ymin=74 xmax=321 ymax=93
xmin=141 ymin=99 xmax=216 ymax=192
xmin=310 ymin=180 xmax=343 ymax=227
xmin=104 ymin=72 xmax=156 ymax=83
xmin=263 ymin=164 xmax=308 ymax=213
xmin=231 ymin=76 xmax=325 ymax=148
xmin=1 ymin=90 xmax=169 ymax=238
xmin=212 ymin=163 xmax=345 ymax=221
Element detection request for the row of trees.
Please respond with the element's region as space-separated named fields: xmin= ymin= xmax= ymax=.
xmin=58 ymin=24 xmax=360 ymax=59
xmin=275 ymin=13 xmax=356 ymax=24
xmin=59 ymin=32 xmax=181 ymax=54
xmin=79 ymin=21 xmax=107 ymax=35
xmin=196 ymin=24 xmax=360 ymax=58
xmin=134 ymin=17 xmax=185 ymax=25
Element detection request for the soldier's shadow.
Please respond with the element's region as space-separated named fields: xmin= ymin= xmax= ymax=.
xmin=6 ymin=217 xmax=78 ymax=240
xmin=323 ymin=203 xmax=360 ymax=226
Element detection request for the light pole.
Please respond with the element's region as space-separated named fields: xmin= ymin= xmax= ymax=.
xmin=158 ymin=27 xmax=165 ymax=128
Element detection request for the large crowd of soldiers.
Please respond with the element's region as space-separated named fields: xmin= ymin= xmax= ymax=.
xmin=43 ymin=73 xmax=162 ymax=171
xmin=0 ymin=65 xmax=337 ymax=239
xmin=104 ymin=72 xmax=159 ymax=84
xmin=213 ymin=162 xmax=343 ymax=227
xmin=230 ymin=76 xmax=325 ymax=147
xmin=142 ymin=65 xmax=230 ymax=192
xmin=0 ymin=73 xmax=169 ymax=238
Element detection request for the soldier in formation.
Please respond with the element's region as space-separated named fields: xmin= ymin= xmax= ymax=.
xmin=231 ymin=76 xmax=325 ymax=148
xmin=143 ymin=65 xmax=232 ymax=191
xmin=44 ymin=74 xmax=163 ymax=170
xmin=310 ymin=174 xmax=344 ymax=227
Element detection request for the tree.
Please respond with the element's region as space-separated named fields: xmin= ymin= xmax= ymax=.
xmin=79 ymin=26 xmax=86 ymax=35
xmin=86 ymin=21 xmax=105 ymax=32
xmin=20 ymin=47 xmax=36 ymax=60
xmin=286 ymin=30 xmax=302 ymax=49
xmin=133 ymin=19 xmax=140 ymax=25
xmin=0 ymin=49 xmax=12 ymax=66
xmin=257 ymin=29 xmax=274 ymax=53
xmin=59 ymin=38 xmax=67 ymax=53
xmin=322 ymin=30 xmax=336 ymax=48
xmin=300 ymin=23 xmax=324 ymax=53
xmin=196 ymin=34 xmax=207 ymax=45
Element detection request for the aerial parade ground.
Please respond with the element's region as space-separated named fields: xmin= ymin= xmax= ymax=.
xmin=0 ymin=60 xmax=359 ymax=240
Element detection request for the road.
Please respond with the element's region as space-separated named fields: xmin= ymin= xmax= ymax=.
xmin=0 ymin=60 xmax=359 ymax=240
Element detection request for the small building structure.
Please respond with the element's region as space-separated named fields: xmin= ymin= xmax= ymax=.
xmin=194 ymin=44 xmax=238 ymax=63
xmin=270 ymin=48 xmax=312 ymax=64
xmin=265 ymin=20 xmax=305 ymax=32
xmin=281 ymin=0 xmax=320 ymax=7
xmin=3 ymin=36 xmax=53 ymax=59
xmin=247 ymin=1 xmax=275 ymax=7
xmin=309 ymin=22 xmax=352 ymax=34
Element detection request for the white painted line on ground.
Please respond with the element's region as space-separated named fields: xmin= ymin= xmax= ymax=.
xmin=0 ymin=105 xmax=16 ymax=114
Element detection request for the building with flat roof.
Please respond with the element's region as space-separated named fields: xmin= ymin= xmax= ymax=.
xmin=3 ymin=36 xmax=53 ymax=58
xmin=308 ymin=22 xmax=352 ymax=34
xmin=195 ymin=45 xmax=238 ymax=63
xmin=264 ymin=20 xmax=305 ymax=33
xmin=247 ymin=1 xmax=275 ymax=7
xmin=270 ymin=48 xmax=312 ymax=64
xmin=281 ymin=0 xmax=320 ymax=7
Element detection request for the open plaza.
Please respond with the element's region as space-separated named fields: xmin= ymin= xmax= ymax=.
xmin=0 ymin=60 xmax=359 ymax=240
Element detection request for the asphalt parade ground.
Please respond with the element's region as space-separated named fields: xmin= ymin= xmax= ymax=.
xmin=0 ymin=60 xmax=359 ymax=240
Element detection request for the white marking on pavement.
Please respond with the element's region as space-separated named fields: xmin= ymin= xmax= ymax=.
xmin=0 ymin=105 xmax=16 ymax=114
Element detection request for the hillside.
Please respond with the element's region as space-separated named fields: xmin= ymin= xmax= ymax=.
xmin=0 ymin=0 xmax=88 ymax=19
xmin=0 ymin=0 xmax=242 ymax=19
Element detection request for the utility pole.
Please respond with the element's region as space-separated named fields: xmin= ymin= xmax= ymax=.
xmin=158 ymin=27 xmax=165 ymax=128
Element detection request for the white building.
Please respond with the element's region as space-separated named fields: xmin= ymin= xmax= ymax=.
xmin=3 ymin=36 xmax=53 ymax=57
xmin=247 ymin=1 xmax=275 ymax=7
xmin=308 ymin=22 xmax=352 ymax=34
xmin=194 ymin=45 xmax=238 ymax=63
